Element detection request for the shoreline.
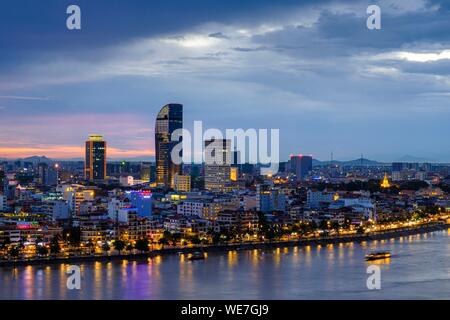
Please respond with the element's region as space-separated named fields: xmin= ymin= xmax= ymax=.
xmin=1 ymin=222 xmax=448 ymax=267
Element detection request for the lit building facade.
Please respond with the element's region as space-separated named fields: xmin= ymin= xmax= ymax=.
xmin=230 ymin=167 xmax=238 ymax=182
xmin=67 ymin=188 xmax=95 ymax=216
xmin=204 ymin=139 xmax=231 ymax=192
xmin=256 ymin=184 xmax=286 ymax=213
xmin=174 ymin=174 xmax=191 ymax=192
xmin=85 ymin=135 xmax=107 ymax=181
xmin=125 ymin=190 xmax=152 ymax=218
xmin=177 ymin=200 xmax=221 ymax=219
xmin=140 ymin=161 xmax=155 ymax=183
xmin=155 ymin=104 xmax=183 ymax=189
xmin=119 ymin=175 xmax=134 ymax=186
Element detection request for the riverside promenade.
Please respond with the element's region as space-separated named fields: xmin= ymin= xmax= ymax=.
xmin=1 ymin=222 xmax=448 ymax=267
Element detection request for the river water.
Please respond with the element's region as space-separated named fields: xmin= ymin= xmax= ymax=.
xmin=1 ymin=229 xmax=449 ymax=300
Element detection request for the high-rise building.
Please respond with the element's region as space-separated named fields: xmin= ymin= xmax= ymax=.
xmin=49 ymin=164 xmax=59 ymax=185
xmin=0 ymin=193 xmax=6 ymax=212
xmin=256 ymin=183 xmax=286 ymax=213
xmin=67 ymin=188 xmax=95 ymax=216
xmin=52 ymin=201 xmax=70 ymax=220
xmin=125 ymin=190 xmax=152 ymax=218
xmin=140 ymin=161 xmax=154 ymax=183
xmin=204 ymin=139 xmax=231 ymax=192
xmin=0 ymin=170 xmax=4 ymax=194
xmin=290 ymin=155 xmax=312 ymax=181
xmin=231 ymin=150 xmax=240 ymax=167
xmin=1 ymin=172 xmax=10 ymax=199
xmin=240 ymin=163 xmax=255 ymax=175
xmin=392 ymin=162 xmax=407 ymax=172
xmin=392 ymin=162 xmax=420 ymax=171
xmin=37 ymin=163 xmax=48 ymax=185
xmin=155 ymin=103 xmax=183 ymax=189
xmin=174 ymin=174 xmax=191 ymax=192
xmin=119 ymin=161 xmax=131 ymax=174
xmin=37 ymin=163 xmax=57 ymax=186
xmin=85 ymin=135 xmax=107 ymax=181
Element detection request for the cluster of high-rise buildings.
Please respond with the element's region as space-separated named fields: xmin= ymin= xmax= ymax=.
xmin=82 ymin=103 xmax=313 ymax=192
xmin=1 ymin=103 xmax=449 ymax=252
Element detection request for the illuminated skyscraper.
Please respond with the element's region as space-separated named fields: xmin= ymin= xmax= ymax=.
xmin=155 ymin=103 xmax=183 ymax=189
xmin=204 ymin=139 xmax=231 ymax=192
xmin=85 ymin=135 xmax=107 ymax=181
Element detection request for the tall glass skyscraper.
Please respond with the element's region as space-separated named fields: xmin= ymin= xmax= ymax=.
xmin=85 ymin=134 xmax=107 ymax=181
xmin=155 ymin=104 xmax=183 ymax=189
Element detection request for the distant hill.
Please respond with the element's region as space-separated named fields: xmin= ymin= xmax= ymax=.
xmin=52 ymin=156 xmax=155 ymax=162
xmin=313 ymin=158 xmax=388 ymax=167
xmin=109 ymin=156 xmax=155 ymax=162
xmin=21 ymin=156 xmax=53 ymax=164
xmin=0 ymin=155 xmax=441 ymax=165
xmin=54 ymin=157 xmax=84 ymax=162
xmin=395 ymin=155 xmax=436 ymax=163
xmin=0 ymin=155 xmax=155 ymax=163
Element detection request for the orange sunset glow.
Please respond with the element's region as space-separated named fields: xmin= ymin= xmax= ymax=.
xmin=0 ymin=145 xmax=155 ymax=159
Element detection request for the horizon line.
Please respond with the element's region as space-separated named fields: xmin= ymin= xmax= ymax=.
xmin=1 ymin=155 xmax=449 ymax=165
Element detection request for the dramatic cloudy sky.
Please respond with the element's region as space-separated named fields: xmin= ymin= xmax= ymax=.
xmin=1 ymin=0 xmax=450 ymax=162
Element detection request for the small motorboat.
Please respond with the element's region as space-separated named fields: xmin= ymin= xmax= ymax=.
xmin=365 ymin=251 xmax=391 ymax=261
xmin=188 ymin=252 xmax=206 ymax=261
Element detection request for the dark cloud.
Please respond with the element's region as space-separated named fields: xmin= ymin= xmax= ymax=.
xmin=209 ymin=32 xmax=229 ymax=39
xmin=180 ymin=56 xmax=222 ymax=61
xmin=389 ymin=59 xmax=450 ymax=76
xmin=232 ymin=46 xmax=270 ymax=52
xmin=1 ymin=0 xmax=450 ymax=161
xmin=315 ymin=8 xmax=450 ymax=51
xmin=0 ymin=0 xmax=332 ymax=53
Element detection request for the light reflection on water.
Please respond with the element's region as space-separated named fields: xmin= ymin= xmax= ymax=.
xmin=1 ymin=230 xmax=449 ymax=300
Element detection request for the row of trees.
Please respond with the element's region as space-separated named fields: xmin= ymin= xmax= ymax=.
xmin=108 ymin=238 xmax=150 ymax=255
xmin=2 ymin=235 xmax=62 ymax=259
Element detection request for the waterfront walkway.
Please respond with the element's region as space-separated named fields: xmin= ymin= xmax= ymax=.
xmin=0 ymin=222 xmax=448 ymax=267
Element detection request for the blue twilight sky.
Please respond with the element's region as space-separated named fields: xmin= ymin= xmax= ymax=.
xmin=0 ymin=0 xmax=450 ymax=162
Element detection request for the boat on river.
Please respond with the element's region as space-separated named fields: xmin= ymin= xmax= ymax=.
xmin=188 ymin=252 xmax=206 ymax=261
xmin=365 ymin=251 xmax=391 ymax=261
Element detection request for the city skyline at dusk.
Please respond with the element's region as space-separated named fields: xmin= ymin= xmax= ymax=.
xmin=1 ymin=0 xmax=450 ymax=162
xmin=2 ymin=0 xmax=450 ymax=305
